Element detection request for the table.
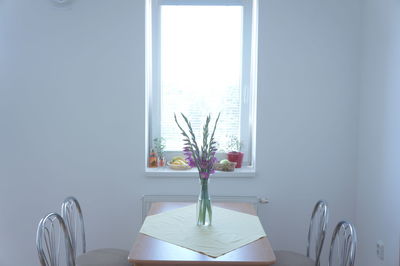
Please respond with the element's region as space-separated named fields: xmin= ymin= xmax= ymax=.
xmin=128 ymin=202 xmax=276 ymax=266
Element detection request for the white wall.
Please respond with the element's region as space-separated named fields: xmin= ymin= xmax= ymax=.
xmin=258 ymin=0 xmax=360 ymax=263
xmin=356 ymin=0 xmax=400 ymax=266
xmin=0 ymin=1 xmax=360 ymax=265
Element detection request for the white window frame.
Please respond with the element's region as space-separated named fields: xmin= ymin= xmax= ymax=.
xmin=145 ymin=0 xmax=258 ymax=172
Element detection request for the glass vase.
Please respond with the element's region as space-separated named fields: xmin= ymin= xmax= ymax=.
xmin=197 ymin=178 xmax=212 ymax=226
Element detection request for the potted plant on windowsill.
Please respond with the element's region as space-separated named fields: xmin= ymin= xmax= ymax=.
xmin=153 ymin=137 xmax=166 ymax=167
xmin=226 ymin=135 xmax=244 ymax=168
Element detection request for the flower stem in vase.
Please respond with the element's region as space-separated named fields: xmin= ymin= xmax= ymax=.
xmin=197 ymin=178 xmax=212 ymax=226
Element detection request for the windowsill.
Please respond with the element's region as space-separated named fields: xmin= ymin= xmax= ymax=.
xmin=145 ymin=166 xmax=256 ymax=178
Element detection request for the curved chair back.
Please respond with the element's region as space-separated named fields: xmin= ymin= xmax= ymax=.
xmin=61 ymin=196 xmax=86 ymax=258
xmin=36 ymin=213 xmax=75 ymax=266
xmin=307 ymin=200 xmax=329 ymax=266
xmin=328 ymin=221 xmax=357 ymax=266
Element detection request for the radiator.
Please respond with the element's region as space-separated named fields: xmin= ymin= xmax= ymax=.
xmin=141 ymin=195 xmax=268 ymax=222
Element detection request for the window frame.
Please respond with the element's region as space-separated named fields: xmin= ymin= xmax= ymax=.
xmin=145 ymin=0 xmax=258 ymax=171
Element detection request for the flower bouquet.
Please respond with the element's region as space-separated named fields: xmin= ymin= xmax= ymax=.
xmin=174 ymin=113 xmax=220 ymax=226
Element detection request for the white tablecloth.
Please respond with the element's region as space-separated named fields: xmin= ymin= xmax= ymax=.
xmin=139 ymin=204 xmax=266 ymax=258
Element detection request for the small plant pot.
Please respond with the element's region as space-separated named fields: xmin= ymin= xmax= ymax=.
xmin=227 ymin=152 xmax=244 ymax=168
xmin=158 ymin=157 xmax=166 ymax=167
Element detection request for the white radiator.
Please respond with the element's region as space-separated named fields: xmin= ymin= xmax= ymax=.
xmin=141 ymin=195 xmax=268 ymax=222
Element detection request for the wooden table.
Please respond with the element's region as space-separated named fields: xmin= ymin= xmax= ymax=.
xmin=128 ymin=202 xmax=276 ymax=266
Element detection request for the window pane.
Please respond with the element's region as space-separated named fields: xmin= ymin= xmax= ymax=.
xmin=160 ymin=5 xmax=243 ymax=151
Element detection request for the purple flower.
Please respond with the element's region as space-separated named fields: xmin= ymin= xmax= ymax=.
xmin=175 ymin=113 xmax=221 ymax=180
xmin=182 ymin=148 xmax=196 ymax=168
xmin=200 ymin=172 xmax=210 ymax=179
xmin=187 ymin=157 xmax=196 ymax=167
xmin=201 ymin=159 xmax=211 ymax=169
xmin=183 ymin=151 xmax=192 ymax=158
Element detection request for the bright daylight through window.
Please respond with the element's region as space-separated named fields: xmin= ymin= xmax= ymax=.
xmin=146 ymin=0 xmax=258 ymax=173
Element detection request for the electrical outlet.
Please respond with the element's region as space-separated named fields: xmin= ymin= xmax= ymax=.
xmin=377 ymin=240 xmax=384 ymax=260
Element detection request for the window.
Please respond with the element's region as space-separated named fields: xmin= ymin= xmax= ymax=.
xmin=146 ymin=0 xmax=258 ymax=169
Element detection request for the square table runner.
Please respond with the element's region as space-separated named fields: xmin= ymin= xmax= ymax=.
xmin=139 ymin=204 xmax=266 ymax=258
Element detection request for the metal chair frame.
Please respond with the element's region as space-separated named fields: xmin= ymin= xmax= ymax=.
xmin=61 ymin=196 xmax=86 ymax=259
xmin=306 ymin=200 xmax=329 ymax=266
xmin=328 ymin=221 xmax=357 ymax=266
xmin=36 ymin=212 xmax=76 ymax=266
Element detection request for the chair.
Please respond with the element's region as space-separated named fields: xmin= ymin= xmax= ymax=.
xmin=328 ymin=221 xmax=357 ymax=266
xmin=36 ymin=212 xmax=76 ymax=266
xmin=273 ymin=200 xmax=329 ymax=266
xmin=61 ymin=196 xmax=130 ymax=266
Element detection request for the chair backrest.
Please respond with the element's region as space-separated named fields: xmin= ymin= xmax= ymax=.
xmin=328 ymin=221 xmax=357 ymax=266
xmin=61 ymin=196 xmax=86 ymax=258
xmin=307 ymin=200 xmax=329 ymax=266
xmin=36 ymin=212 xmax=76 ymax=266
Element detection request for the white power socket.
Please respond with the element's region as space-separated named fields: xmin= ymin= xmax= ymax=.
xmin=377 ymin=240 xmax=384 ymax=261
